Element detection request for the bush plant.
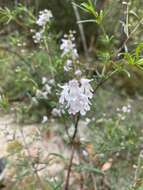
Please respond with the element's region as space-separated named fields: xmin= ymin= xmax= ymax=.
xmin=0 ymin=0 xmax=143 ymax=189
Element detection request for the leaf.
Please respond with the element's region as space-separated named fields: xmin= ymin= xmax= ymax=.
xmin=135 ymin=43 xmax=143 ymax=59
xmin=129 ymin=10 xmax=139 ymax=19
xmin=72 ymin=2 xmax=88 ymax=13
xmin=124 ymin=53 xmax=135 ymax=65
xmin=120 ymin=21 xmax=129 ymax=38
xmin=96 ymin=10 xmax=104 ymax=24
xmin=123 ymin=69 xmax=131 ymax=78
xmin=136 ymin=58 xmax=143 ymax=65
xmin=101 ymin=65 xmax=106 ymax=76
xmin=76 ymin=164 xmax=104 ymax=175
xmin=81 ymin=0 xmax=97 ymax=16
xmin=77 ymin=19 xmax=97 ymax=24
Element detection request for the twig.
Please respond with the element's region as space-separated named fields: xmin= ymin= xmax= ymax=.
xmin=94 ymin=69 xmax=118 ymax=93
xmin=72 ymin=114 xmax=80 ymax=140
xmin=64 ymin=113 xmax=80 ymax=190
xmin=113 ymin=17 xmax=143 ymax=60
xmin=64 ymin=146 xmax=76 ymax=190
xmin=72 ymin=1 xmax=89 ymax=61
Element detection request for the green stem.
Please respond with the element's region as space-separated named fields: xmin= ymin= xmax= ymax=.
xmin=43 ymin=38 xmax=54 ymax=77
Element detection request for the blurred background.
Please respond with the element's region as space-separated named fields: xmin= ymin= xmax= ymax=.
xmin=1 ymin=0 xmax=143 ymax=96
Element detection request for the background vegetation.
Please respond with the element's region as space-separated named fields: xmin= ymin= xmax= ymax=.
xmin=0 ymin=0 xmax=143 ymax=190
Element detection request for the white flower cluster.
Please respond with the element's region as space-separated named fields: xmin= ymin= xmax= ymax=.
xmin=32 ymin=30 xmax=44 ymax=44
xmin=59 ymin=78 xmax=93 ymax=115
xmin=121 ymin=104 xmax=131 ymax=113
xmin=116 ymin=104 xmax=131 ymax=120
xmin=35 ymin=77 xmax=54 ymax=100
xmin=36 ymin=9 xmax=53 ymax=27
xmin=60 ymin=31 xmax=79 ymax=72
xmin=59 ymin=31 xmax=94 ymax=115
xmin=32 ymin=9 xmax=53 ymax=43
xmin=116 ymin=104 xmax=131 ymax=113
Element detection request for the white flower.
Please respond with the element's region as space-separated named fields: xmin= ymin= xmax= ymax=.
xmin=75 ymin=69 xmax=82 ymax=76
xmin=85 ymin=117 xmax=91 ymax=124
xmin=116 ymin=107 xmax=120 ymax=112
xmin=127 ymin=104 xmax=131 ymax=108
xmin=82 ymin=150 xmax=89 ymax=157
xmin=31 ymin=97 xmax=38 ymax=105
xmin=59 ymin=83 xmax=70 ymax=105
xmin=60 ymin=39 xmax=74 ymax=53
xmin=44 ymin=84 xmax=51 ymax=94
xmin=41 ymin=116 xmax=48 ymax=123
xmin=36 ymin=9 xmax=53 ymax=27
xmin=122 ymin=105 xmax=131 ymax=113
xmin=33 ymin=30 xmax=44 ymax=43
xmin=80 ymin=78 xmax=93 ymax=98
xmin=51 ymin=108 xmax=61 ymax=117
xmin=60 ymin=33 xmax=78 ymax=59
xmin=64 ymin=59 xmax=72 ymax=72
xmin=122 ymin=106 xmax=128 ymax=113
xmin=42 ymin=77 xmax=47 ymax=84
xmin=17 ymin=43 xmax=22 ymax=47
xmin=49 ymin=79 xmax=55 ymax=85
xmin=69 ymin=93 xmax=90 ymax=115
xmin=121 ymin=116 xmax=126 ymax=120
xmin=59 ymin=78 xmax=93 ymax=116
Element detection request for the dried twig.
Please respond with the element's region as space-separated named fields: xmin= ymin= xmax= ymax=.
xmin=64 ymin=114 xmax=80 ymax=190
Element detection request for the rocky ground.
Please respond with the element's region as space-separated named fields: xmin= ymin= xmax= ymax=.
xmin=0 ymin=113 xmax=90 ymax=189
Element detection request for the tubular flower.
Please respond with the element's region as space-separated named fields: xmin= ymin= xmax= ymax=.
xmin=80 ymin=78 xmax=93 ymax=98
xmin=36 ymin=9 xmax=53 ymax=27
xmin=60 ymin=33 xmax=78 ymax=59
xmin=59 ymin=78 xmax=93 ymax=115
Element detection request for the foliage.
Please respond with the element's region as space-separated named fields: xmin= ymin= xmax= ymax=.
xmin=0 ymin=0 xmax=143 ymax=190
